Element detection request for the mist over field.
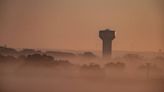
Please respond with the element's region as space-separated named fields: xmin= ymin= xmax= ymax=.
xmin=0 ymin=47 xmax=164 ymax=92
xmin=0 ymin=0 xmax=164 ymax=92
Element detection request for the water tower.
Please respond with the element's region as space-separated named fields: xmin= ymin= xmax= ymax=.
xmin=99 ymin=29 xmax=115 ymax=58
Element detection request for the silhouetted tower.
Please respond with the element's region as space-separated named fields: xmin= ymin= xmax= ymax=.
xmin=99 ymin=29 xmax=115 ymax=58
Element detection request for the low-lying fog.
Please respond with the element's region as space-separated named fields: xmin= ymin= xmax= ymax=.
xmin=0 ymin=51 xmax=164 ymax=92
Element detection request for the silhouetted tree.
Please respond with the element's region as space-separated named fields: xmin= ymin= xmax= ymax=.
xmin=80 ymin=52 xmax=97 ymax=58
xmin=0 ymin=46 xmax=18 ymax=56
xmin=138 ymin=63 xmax=161 ymax=72
xmin=20 ymin=49 xmax=42 ymax=56
xmin=105 ymin=62 xmax=125 ymax=70
xmin=46 ymin=51 xmax=76 ymax=58
xmin=26 ymin=54 xmax=54 ymax=62
xmin=81 ymin=63 xmax=101 ymax=71
xmin=55 ymin=60 xmax=73 ymax=67
xmin=123 ymin=54 xmax=143 ymax=61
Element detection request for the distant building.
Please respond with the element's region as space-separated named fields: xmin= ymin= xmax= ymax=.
xmin=99 ymin=29 xmax=115 ymax=58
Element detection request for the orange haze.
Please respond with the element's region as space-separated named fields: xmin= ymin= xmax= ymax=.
xmin=0 ymin=0 xmax=163 ymax=52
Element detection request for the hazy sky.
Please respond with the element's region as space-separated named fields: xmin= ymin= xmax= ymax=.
xmin=0 ymin=0 xmax=163 ymax=52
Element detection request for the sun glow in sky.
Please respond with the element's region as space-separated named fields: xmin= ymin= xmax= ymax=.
xmin=0 ymin=0 xmax=163 ymax=52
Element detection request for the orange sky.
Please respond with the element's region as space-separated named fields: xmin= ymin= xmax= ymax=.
xmin=0 ymin=0 xmax=163 ymax=52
